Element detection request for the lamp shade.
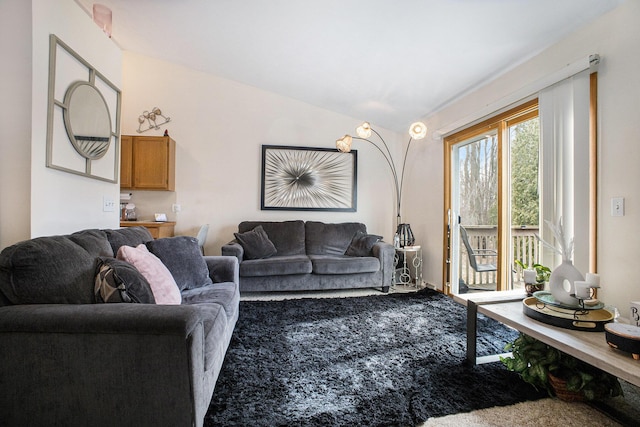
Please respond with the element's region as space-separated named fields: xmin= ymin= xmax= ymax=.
xmin=356 ymin=122 xmax=372 ymax=138
xmin=409 ymin=122 xmax=427 ymax=139
xmin=396 ymin=223 xmax=415 ymax=247
xmin=336 ymin=135 xmax=353 ymax=153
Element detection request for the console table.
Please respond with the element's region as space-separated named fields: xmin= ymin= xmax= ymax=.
xmin=454 ymin=291 xmax=640 ymax=388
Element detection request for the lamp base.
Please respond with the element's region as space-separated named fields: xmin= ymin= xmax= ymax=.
xmin=396 ymin=223 xmax=415 ymax=247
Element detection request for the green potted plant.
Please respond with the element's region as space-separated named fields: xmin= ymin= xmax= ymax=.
xmin=501 ymin=332 xmax=623 ymax=401
xmin=515 ymin=260 xmax=551 ymax=295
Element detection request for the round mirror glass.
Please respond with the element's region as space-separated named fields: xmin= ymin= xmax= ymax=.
xmin=63 ymin=82 xmax=112 ymax=159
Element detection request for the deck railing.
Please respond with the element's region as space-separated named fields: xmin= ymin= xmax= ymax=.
xmin=460 ymin=226 xmax=540 ymax=288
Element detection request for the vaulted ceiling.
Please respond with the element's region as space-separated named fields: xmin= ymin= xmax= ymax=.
xmin=75 ymin=0 xmax=623 ymax=131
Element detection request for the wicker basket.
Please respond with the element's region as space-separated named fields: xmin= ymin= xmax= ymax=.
xmin=548 ymin=372 xmax=584 ymax=402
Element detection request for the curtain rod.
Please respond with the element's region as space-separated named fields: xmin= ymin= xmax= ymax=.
xmin=434 ymin=54 xmax=599 ymax=139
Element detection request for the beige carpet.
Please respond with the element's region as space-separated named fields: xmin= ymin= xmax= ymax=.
xmin=420 ymin=398 xmax=621 ymax=426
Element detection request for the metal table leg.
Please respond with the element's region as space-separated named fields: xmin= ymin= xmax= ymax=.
xmin=466 ymin=300 xmax=478 ymax=366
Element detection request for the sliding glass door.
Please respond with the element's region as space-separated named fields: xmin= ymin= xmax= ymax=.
xmin=444 ymin=100 xmax=540 ymax=294
xmin=449 ymin=132 xmax=499 ymax=294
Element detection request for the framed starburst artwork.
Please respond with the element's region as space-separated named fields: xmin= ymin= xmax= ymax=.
xmin=261 ymin=145 xmax=357 ymax=211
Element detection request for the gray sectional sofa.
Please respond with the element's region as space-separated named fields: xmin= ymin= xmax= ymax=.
xmin=222 ymin=220 xmax=394 ymax=293
xmin=0 ymin=226 xmax=239 ymax=427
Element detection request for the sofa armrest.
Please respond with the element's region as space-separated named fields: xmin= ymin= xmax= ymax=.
xmin=204 ymin=255 xmax=239 ymax=284
xmin=0 ymin=301 xmax=207 ymax=334
xmin=372 ymin=241 xmax=395 ymax=289
xmin=221 ymin=241 xmax=244 ymax=262
xmin=0 ymin=303 xmax=212 ymax=426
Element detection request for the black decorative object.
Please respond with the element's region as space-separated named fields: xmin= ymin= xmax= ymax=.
xmin=205 ymin=289 xmax=545 ymax=426
xmin=523 ymin=296 xmax=612 ymax=332
xmin=261 ymin=145 xmax=357 ymax=211
xmin=396 ymin=223 xmax=415 ymax=247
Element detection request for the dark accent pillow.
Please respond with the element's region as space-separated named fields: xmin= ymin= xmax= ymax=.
xmin=234 ymin=225 xmax=277 ymax=260
xmin=345 ymin=231 xmax=382 ymax=257
xmin=94 ymin=257 xmax=156 ymax=303
xmin=145 ymin=236 xmax=213 ymax=291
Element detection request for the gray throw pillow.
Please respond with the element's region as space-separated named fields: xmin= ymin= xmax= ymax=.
xmin=234 ymin=225 xmax=277 ymax=260
xmin=94 ymin=257 xmax=156 ymax=303
xmin=146 ymin=236 xmax=213 ymax=291
xmin=345 ymin=231 xmax=382 ymax=257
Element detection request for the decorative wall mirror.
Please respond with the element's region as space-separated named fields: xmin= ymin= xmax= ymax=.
xmin=46 ymin=34 xmax=121 ymax=182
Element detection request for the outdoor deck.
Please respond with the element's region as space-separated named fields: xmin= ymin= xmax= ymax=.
xmin=460 ymin=226 xmax=540 ymax=291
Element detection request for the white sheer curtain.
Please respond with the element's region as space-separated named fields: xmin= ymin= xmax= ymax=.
xmin=539 ymin=70 xmax=591 ymax=274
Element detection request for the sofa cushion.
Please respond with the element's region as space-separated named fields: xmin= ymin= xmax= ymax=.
xmin=308 ymin=255 xmax=380 ymax=275
xmin=345 ymin=231 xmax=383 ymax=257
xmin=238 ymin=221 xmax=305 ymax=256
xmin=239 ymin=255 xmax=312 ymax=277
xmin=181 ymin=282 xmax=240 ymax=325
xmin=146 ymin=236 xmax=213 ymax=291
xmin=68 ymin=229 xmax=114 ymax=257
xmin=94 ymin=257 xmax=156 ymax=303
xmin=117 ymin=244 xmax=181 ymax=305
xmin=0 ymin=230 xmax=112 ymax=305
xmin=305 ymin=221 xmax=367 ymax=255
xmin=233 ymin=226 xmax=277 ymax=260
xmin=104 ymin=226 xmax=154 ymax=256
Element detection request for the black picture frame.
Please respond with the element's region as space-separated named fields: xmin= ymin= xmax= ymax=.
xmin=261 ymin=145 xmax=357 ymax=211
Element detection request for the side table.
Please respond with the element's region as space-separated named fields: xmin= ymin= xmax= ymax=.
xmin=393 ymin=245 xmax=423 ymax=288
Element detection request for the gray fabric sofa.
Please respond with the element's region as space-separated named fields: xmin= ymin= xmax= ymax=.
xmin=0 ymin=226 xmax=239 ymax=427
xmin=222 ymin=220 xmax=394 ymax=293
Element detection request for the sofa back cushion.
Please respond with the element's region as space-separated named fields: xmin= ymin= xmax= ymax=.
xmin=305 ymin=222 xmax=367 ymax=255
xmin=238 ymin=221 xmax=305 ymax=256
xmin=104 ymin=226 xmax=154 ymax=255
xmin=0 ymin=229 xmax=112 ymax=305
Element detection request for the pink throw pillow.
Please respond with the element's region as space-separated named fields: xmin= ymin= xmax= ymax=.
xmin=116 ymin=244 xmax=181 ymax=305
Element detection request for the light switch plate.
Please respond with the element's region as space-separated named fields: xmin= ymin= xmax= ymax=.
xmin=611 ymin=197 xmax=624 ymax=217
xmin=103 ymin=196 xmax=116 ymax=212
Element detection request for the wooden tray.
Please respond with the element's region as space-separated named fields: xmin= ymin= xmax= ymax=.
xmin=523 ymin=297 xmax=614 ymax=332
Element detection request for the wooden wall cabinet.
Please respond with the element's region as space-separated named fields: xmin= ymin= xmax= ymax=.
xmin=120 ymin=136 xmax=133 ymax=188
xmin=120 ymin=135 xmax=175 ymax=191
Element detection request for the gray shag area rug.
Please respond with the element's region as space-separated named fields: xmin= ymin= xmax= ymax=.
xmin=205 ymin=288 xmax=546 ymax=426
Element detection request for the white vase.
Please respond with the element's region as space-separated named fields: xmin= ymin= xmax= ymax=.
xmin=549 ymin=259 xmax=584 ymax=306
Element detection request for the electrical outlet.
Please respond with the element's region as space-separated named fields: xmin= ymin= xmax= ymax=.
xmin=611 ymin=197 xmax=624 ymax=217
xmin=103 ymin=196 xmax=116 ymax=212
xmin=172 ymin=203 xmax=182 ymax=213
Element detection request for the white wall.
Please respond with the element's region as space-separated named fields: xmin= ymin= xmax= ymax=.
xmin=121 ymin=52 xmax=401 ymax=255
xmin=412 ymin=0 xmax=640 ymax=314
xmin=28 ymin=0 xmax=122 ymax=238
xmin=0 ymin=0 xmax=32 ymax=247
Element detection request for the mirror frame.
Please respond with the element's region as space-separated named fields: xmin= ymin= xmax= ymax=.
xmin=46 ymin=34 xmax=121 ymax=182
xmin=63 ymin=81 xmax=112 ymax=160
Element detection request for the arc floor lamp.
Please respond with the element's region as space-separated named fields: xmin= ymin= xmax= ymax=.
xmin=336 ymin=121 xmax=427 ymax=247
